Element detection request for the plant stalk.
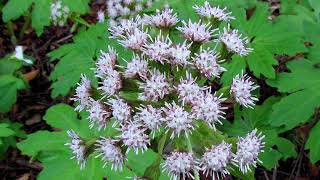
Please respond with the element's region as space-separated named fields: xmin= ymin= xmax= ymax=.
xmin=186 ymin=135 xmax=200 ymax=180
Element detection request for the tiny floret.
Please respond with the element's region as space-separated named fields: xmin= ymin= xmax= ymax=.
xmin=233 ymin=129 xmax=265 ymax=173
xmin=98 ymin=68 xmax=122 ymax=97
xmin=219 ymin=25 xmax=253 ymax=56
xmin=134 ymin=105 xmax=164 ymax=136
xmin=192 ymin=91 xmax=227 ymax=130
xmin=119 ymin=28 xmax=148 ymax=51
xmin=138 ymin=69 xmax=170 ymax=102
xmin=163 ymin=102 xmax=195 ymax=139
xmin=230 ymin=73 xmax=259 ymax=108
xmin=97 ymin=10 xmax=105 ymax=23
xmin=143 ymin=34 xmax=172 ymax=64
xmin=200 ymin=141 xmax=233 ymax=179
xmin=162 ymin=151 xmax=199 ymax=180
xmin=87 ymin=100 xmax=111 ymax=130
xmin=109 ymin=15 xmax=143 ymax=38
xmin=177 ymin=20 xmax=216 ymax=43
xmin=193 ymin=48 xmax=226 ymax=78
xmin=95 ymin=47 xmax=118 ymax=77
xmin=95 ymin=137 xmax=125 ymax=171
xmin=118 ymin=122 xmax=150 ymax=154
xmin=107 ymin=97 xmax=132 ymax=126
xmin=193 ymin=1 xmax=235 ymax=22
xmin=144 ymin=8 xmax=179 ymax=28
xmin=176 ymin=73 xmax=204 ymax=106
xmin=65 ymin=130 xmax=86 ymax=169
xmin=169 ymin=41 xmax=192 ymax=67
xmin=50 ymin=1 xmax=70 ymax=26
xmin=71 ymin=74 xmax=92 ymax=111
xmin=124 ymin=55 xmax=149 ymax=78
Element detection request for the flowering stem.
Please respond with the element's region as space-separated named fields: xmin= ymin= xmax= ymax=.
xmin=71 ymin=16 xmax=91 ymax=28
xmin=7 ymin=21 xmax=17 ymax=45
xmin=19 ymin=14 xmax=31 ymax=39
xmin=186 ymin=135 xmax=200 ymax=180
xmin=158 ymin=132 xmax=168 ymax=155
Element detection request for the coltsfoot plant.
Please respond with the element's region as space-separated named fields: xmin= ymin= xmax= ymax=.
xmin=65 ymin=1 xmax=265 ymax=179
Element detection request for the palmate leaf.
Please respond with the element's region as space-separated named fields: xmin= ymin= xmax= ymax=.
xmin=305 ymin=121 xmax=320 ymax=163
xmin=17 ymin=104 xmax=134 ymax=180
xmin=2 ymin=0 xmax=90 ymax=35
xmin=267 ymin=60 xmax=320 ymax=130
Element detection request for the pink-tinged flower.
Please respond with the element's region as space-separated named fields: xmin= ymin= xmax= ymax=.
xmin=193 ymin=1 xmax=235 ymax=21
xmin=143 ymin=34 xmax=172 ymax=64
xmin=95 ymin=137 xmax=125 ymax=171
xmin=138 ymin=69 xmax=170 ymax=102
xmin=163 ymin=102 xmax=195 ymax=139
xmin=233 ymin=129 xmax=265 ymax=173
xmin=134 ymin=105 xmax=164 ymax=136
xmin=219 ymin=25 xmax=253 ymax=56
xmin=193 ymin=48 xmax=226 ymax=78
xmin=98 ymin=68 xmax=122 ymax=97
xmin=143 ymin=8 xmax=179 ymax=28
xmin=87 ymin=100 xmax=111 ymax=131
xmin=65 ymin=130 xmax=87 ymax=170
xmin=119 ymin=28 xmax=148 ymax=51
xmin=162 ymin=151 xmax=200 ymax=180
xmin=177 ymin=20 xmax=217 ymax=43
xmin=95 ymin=47 xmax=118 ymax=77
xmin=200 ymin=141 xmax=233 ymax=179
xmin=192 ymin=91 xmax=227 ymax=130
xmin=175 ymin=73 xmax=204 ymax=106
xmin=124 ymin=55 xmax=149 ymax=78
xmin=168 ymin=41 xmax=192 ymax=67
xmin=109 ymin=15 xmax=143 ymax=38
xmin=230 ymin=73 xmax=259 ymax=108
xmin=50 ymin=1 xmax=70 ymax=26
xmin=71 ymin=74 xmax=92 ymax=111
xmin=117 ymin=122 xmax=150 ymax=154
xmin=107 ymin=97 xmax=132 ymax=126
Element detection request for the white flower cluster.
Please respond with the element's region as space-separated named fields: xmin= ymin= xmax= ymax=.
xmin=50 ymin=1 xmax=70 ymax=26
xmin=106 ymin=0 xmax=157 ymax=27
xmin=67 ymin=1 xmax=264 ymax=178
xmin=65 ymin=130 xmax=86 ymax=169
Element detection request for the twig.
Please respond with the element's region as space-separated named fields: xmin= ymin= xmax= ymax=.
xmin=272 ymin=166 xmax=277 ymax=180
xmin=264 ymin=171 xmax=270 ymax=180
xmin=55 ymin=34 xmax=73 ymax=44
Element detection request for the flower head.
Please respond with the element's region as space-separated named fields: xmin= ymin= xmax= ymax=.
xmin=144 ymin=8 xmax=179 ymax=28
xmin=192 ymin=91 xmax=226 ymax=130
xmin=109 ymin=15 xmax=143 ymax=38
xmin=138 ymin=69 xmax=170 ymax=102
xmin=193 ymin=48 xmax=226 ymax=78
xmin=200 ymin=141 xmax=233 ymax=179
xmin=176 ymin=73 xmax=204 ymax=106
xmin=169 ymin=41 xmax=192 ymax=67
xmin=95 ymin=47 xmax=118 ymax=77
xmin=124 ymin=55 xmax=149 ymax=78
xmin=87 ymin=100 xmax=111 ymax=130
xmin=98 ymin=68 xmax=122 ymax=97
xmin=193 ymin=1 xmax=234 ymax=21
xmin=177 ymin=20 xmax=216 ymax=43
xmin=71 ymin=74 xmax=92 ymax=111
xmin=107 ymin=97 xmax=132 ymax=126
xmin=118 ymin=122 xmax=150 ymax=154
xmin=95 ymin=137 xmax=125 ymax=171
xmin=65 ymin=130 xmax=86 ymax=169
xmin=163 ymin=102 xmax=195 ymax=139
xmin=230 ymin=73 xmax=259 ymax=108
xmin=143 ymin=34 xmax=172 ymax=64
xmin=162 ymin=151 xmax=199 ymax=180
xmin=50 ymin=1 xmax=70 ymax=26
xmin=219 ymin=25 xmax=253 ymax=56
xmin=233 ymin=129 xmax=265 ymax=173
xmin=134 ymin=105 xmax=164 ymax=136
xmin=119 ymin=28 xmax=148 ymax=51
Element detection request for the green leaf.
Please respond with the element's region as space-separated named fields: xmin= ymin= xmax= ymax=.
xmin=2 ymin=0 xmax=33 ymax=22
xmin=0 ymin=58 xmax=22 ymax=75
xmin=127 ymin=149 xmax=159 ymax=176
xmin=61 ymin=0 xmax=90 ymax=14
xmin=267 ymin=60 xmax=320 ymax=129
xmin=305 ymin=121 xmax=320 ymax=163
xmin=32 ymin=0 xmax=51 ymax=36
xmin=259 ymin=148 xmax=282 ymax=170
xmin=0 ymin=123 xmax=15 ymax=137
xmin=0 ymin=75 xmax=27 ymax=112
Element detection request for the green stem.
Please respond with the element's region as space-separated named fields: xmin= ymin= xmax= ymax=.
xmin=7 ymin=21 xmax=17 ymax=45
xmin=19 ymin=15 xmax=31 ymax=39
xmin=186 ymin=135 xmax=200 ymax=180
xmin=158 ymin=132 xmax=168 ymax=155
xmin=71 ymin=16 xmax=91 ymax=28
